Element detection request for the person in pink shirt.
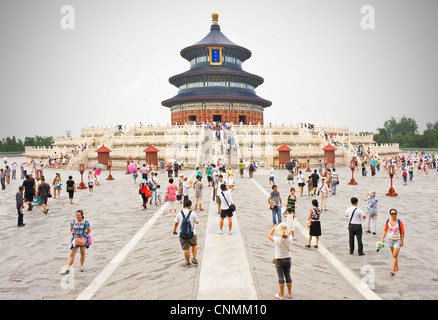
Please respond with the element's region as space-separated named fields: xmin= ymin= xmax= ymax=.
xmin=166 ymin=178 xmax=178 ymax=216
xmin=94 ymin=168 xmax=101 ymax=186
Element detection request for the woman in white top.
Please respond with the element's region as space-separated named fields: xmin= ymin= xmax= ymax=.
xmin=296 ymin=170 xmax=305 ymax=197
xmin=268 ymin=222 xmax=293 ymax=299
xmin=87 ymin=171 xmax=94 ymax=194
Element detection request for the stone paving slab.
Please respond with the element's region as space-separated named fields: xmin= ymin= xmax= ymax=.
xmin=196 ymin=196 xmax=258 ymax=300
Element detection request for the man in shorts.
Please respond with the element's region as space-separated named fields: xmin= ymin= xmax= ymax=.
xmin=173 ymin=200 xmax=199 ymax=267
xmin=269 ymin=165 xmax=275 ymax=186
xmin=217 ymin=183 xmax=234 ymax=235
xmin=22 ymin=175 xmax=36 ymax=211
xmin=311 ymin=169 xmax=320 ymax=196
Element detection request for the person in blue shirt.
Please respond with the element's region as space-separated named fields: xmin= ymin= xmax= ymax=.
xmin=364 ymin=191 xmax=378 ymax=235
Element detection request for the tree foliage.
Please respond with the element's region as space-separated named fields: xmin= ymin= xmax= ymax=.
xmin=0 ymin=136 xmax=53 ymax=152
xmin=374 ymin=116 xmax=438 ymax=148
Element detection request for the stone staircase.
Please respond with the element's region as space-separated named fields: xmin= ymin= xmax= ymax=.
xmin=66 ymin=128 xmax=117 ymax=169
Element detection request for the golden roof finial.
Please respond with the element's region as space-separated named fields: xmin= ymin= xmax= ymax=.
xmin=212 ymin=13 xmax=219 ymax=25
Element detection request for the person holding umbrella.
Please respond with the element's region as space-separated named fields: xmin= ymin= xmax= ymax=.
xmin=94 ymin=165 xmax=103 ymax=186
xmin=128 ymin=162 xmax=138 ymax=183
xmin=370 ymin=158 xmax=378 ymax=178
xmin=285 ymin=161 xmax=294 ymax=185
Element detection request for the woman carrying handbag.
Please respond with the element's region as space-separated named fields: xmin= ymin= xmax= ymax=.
xmin=61 ymin=210 xmax=91 ymax=274
xmin=139 ymin=179 xmax=152 ymax=210
xmin=305 ymin=199 xmax=322 ymax=249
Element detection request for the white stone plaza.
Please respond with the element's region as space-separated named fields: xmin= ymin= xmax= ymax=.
xmin=1 ymin=150 xmax=437 ymax=300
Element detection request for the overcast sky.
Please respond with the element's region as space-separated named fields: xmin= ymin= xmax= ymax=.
xmin=0 ymin=0 xmax=437 ymax=139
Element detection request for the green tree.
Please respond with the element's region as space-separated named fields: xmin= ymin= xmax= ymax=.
xmin=374 ymin=117 xmax=438 ymax=148
xmin=0 ymin=135 xmax=53 ymax=152
xmin=373 ymin=128 xmax=388 ymax=145
xmin=383 ymin=115 xmax=418 ymax=138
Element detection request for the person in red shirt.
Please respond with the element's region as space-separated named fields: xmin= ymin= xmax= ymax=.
xmin=381 ymin=208 xmax=405 ymax=275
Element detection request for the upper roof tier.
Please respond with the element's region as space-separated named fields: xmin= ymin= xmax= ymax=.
xmin=180 ymin=13 xmax=252 ymax=62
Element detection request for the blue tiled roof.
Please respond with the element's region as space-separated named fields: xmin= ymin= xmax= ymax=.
xmin=169 ymin=65 xmax=264 ymax=88
xmin=181 ymin=24 xmax=251 ymax=62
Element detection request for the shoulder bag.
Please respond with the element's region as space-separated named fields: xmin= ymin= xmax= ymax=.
xmin=221 ymin=191 xmax=236 ymax=212
xmin=45 ymin=183 xmax=52 ymax=198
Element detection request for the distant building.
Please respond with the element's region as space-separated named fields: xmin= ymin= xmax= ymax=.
xmin=162 ymin=13 xmax=272 ymax=125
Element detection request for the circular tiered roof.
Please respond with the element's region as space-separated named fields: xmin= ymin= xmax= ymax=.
xmin=162 ymin=13 xmax=271 ymax=125
xmin=162 ymin=13 xmax=271 ymax=109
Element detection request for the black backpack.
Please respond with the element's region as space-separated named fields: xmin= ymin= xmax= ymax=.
xmin=180 ymin=210 xmax=193 ymax=239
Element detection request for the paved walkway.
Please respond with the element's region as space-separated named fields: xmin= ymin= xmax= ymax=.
xmin=1 ymin=156 xmax=438 ymax=300
xmin=196 ymin=198 xmax=257 ymax=300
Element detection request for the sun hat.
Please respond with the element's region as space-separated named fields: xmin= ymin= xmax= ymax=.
xmin=275 ymin=222 xmax=289 ymax=237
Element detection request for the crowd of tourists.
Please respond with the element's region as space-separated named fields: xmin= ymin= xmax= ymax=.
xmin=6 ymin=148 xmax=434 ymax=299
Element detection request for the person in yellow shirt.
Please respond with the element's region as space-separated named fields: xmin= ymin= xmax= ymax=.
xmin=227 ymin=167 xmax=234 ymax=179
xmin=239 ymin=160 xmax=244 ymax=178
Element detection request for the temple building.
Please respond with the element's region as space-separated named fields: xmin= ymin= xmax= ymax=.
xmin=162 ymin=13 xmax=272 ymax=125
xmin=24 ymin=13 xmax=401 ymax=170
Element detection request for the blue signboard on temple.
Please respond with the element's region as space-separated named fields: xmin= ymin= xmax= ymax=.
xmin=209 ymin=47 xmax=223 ymax=65
xmin=212 ymin=49 xmax=220 ymax=62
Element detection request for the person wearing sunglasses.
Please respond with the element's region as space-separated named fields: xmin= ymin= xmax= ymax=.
xmin=381 ymin=209 xmax=405 ymax=275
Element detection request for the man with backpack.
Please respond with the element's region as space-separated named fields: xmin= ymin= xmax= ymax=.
xmin=173 ymin=200 xmax=199 ymax=267
xmin=248 ymin=160 xmax=255 ymax=179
